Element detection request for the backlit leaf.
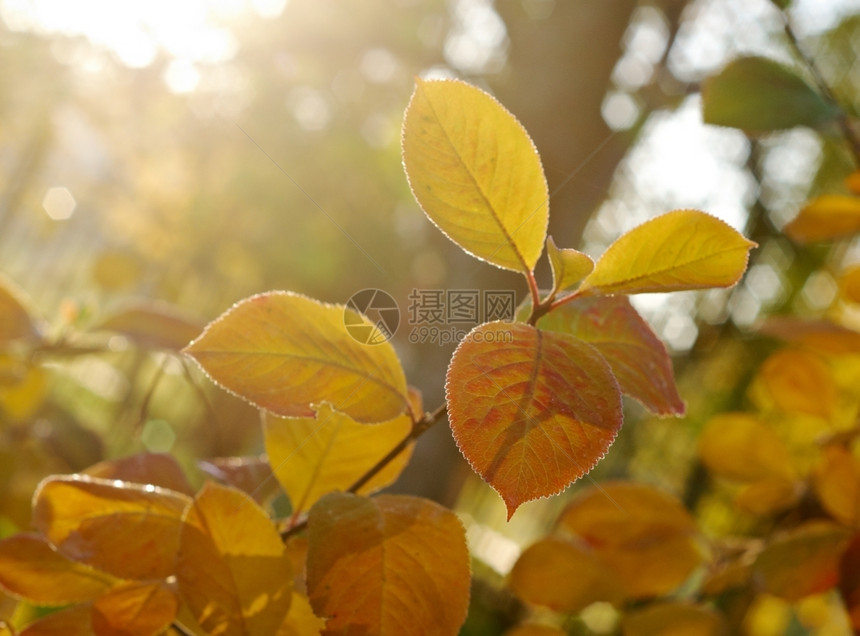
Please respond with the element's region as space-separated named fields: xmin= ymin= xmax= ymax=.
xmin=839 ymin=266 xmax=860 ymax=304
xmin=402 ymin=78 xmax=548 ymax=272
xmin=84 ymin=452 xmax=194 ymax=496
xmin=698 ymin=413 xmax=795 ymax=482
xmin=177 ymin=481 xmax=292 ymax=635
xmin=784 ymin=195 xmax=860 ymax=243
xmin=702 ymin=56 xmax=837 ymax=133
xmin=814 ymin=446 xmax=860 ymax=526
xmin=759 ymin=317 xmax=860 ymax=354
xmin=839 ymin=533 xmax=860 ymax=631
xmin=537 ymin=296 xmax=684 ymax=415
xmin=306 ymin=493 xmax=470 ymax=635
xmin=32 ymin=474 xmax=190 ymax=580
xmin=198 ymin=455 xmax=279 ymax=504
xmin=760 ymin=349 xmax=836 ymax=419
xmin=0 ymin=533 xmax=115 ymax=605
xmin=753 ymin=522 xmax=851 ymax=601
xmin=18 ymin=605 xmax=92 ymax=636
xmin=91 ymin=581 xmax=179 ymax=636
xmin=578 ymin=210 xmax=755 ymax=296
xmin=546 ymin=237 xmax=593 ymax=293
xmin=92 ymin=303 xmax=202 ymax=351
xmin=446 ymin=322 xmax=622 ymax=518
xmin=184 ymin=291 xmax=408 ymax=423
xmin=277 ymin=592 xmax=326 ymax=636
xmin=621 ymin=602 xmax=729 ymax=636
xmin=0 ymin=276 xmax=43 ymax=345
xmin=508 ymin=536 xmax=623 ymax=612
xmin=558 ymin=481 xmax=702 ymax=598
xmin=264 ymin=394 xmax=417 ymax=514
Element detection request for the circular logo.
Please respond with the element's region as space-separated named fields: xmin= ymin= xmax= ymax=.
xmin=344 ymin=289 xmax=400 ymax=345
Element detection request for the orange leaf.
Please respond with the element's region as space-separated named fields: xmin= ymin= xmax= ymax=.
xmin=558 ymin=481 xmax=702 ymax=598
xmin=198 ymin=455 xmax=279 ymax=504
xmin=621 ymin=602 xmax=728 ymax=636
xmin=184 ymin=291 xmax=408 ymax=423
xmin=578 ymin=210 xmax=755 ymax=296
xmin=753 ymin=521 xmax=851 ymax=601
xmin=84 ymin=452 xmax=194 ymax=496
xmin=0 ymin=275 xmax=43 ymax=345
xmin=177 ymin=482 xmax=292 ymax=635
xmin=839 ymin=533 xmax=860 ymax=631
xmin=760 ymin=349 xmax=837 ymax=419
xmin=759 ymin=317 xmax=860 ymax=354
xmin=447 ymin=322 xmax=622 ymax=518
xmin=32 ymin=475 xmax=190 ymax=580
xmin=306 ymin=493 xmax=470 ymax=635
xmin=508 ymin=536 xmax=623 ymax=612
xmin=18 ymin=605 xmax=92 ymax=636
xmin=264 ymin=395 xmax=416 ymax=514
xmin=698 ymin=413 xmax=795 ymax=482
xmin=784 ymin=195 xmax=860 ymax=243
xmin=814 ymin=446 xmax=860 ymax=526
xmin=92 ymin=302 xmax=202 ymax=350
xmin=538 ymin=296 xmax=684 ymax=415
xmin=0 ymin=533 xmax=115 ymax=605
xmin=91 ymin=580 xmax=179 ymax=636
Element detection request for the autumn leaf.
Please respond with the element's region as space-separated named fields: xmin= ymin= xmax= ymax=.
xmin=702 ymin=56 xmax=838 ymax=133
xmin=558 ymin=481 xmax=703 ymax=598
xmin=0 ymin=533 xmax=115 ymax=605
xmin=698 ymin=413 xmax=795 ymax=482
xmin=91 ymin=581 xmax=179 ymax=636
xmin=277 ymin=592 xmax=327 ymax=636
xmin=759 ymin=349 xmax=837 ymax=419
xmin=177 ymin=481 xmax=292 ymax=635
xmin=32 ymin=475 xmax=190 ymax=580
xmin=446 ymin=322 xmax=622 ymax=518
xmin=537 ymin=296 xmax=684 ymax=415
xmin=306 ymin=493 xmax=470 ymax=635
xmin=184 ymin=291 xmax=409 ymax=423
xmin=621 ymin=602 xmax=729 ymax=636
xmin=783 ymin=195 xmax=860 ymax=243
xmin=198 ymin=455 xmax=279 ymax=504
xmin=814 ymin=446 xmax=860 ymax=526
xmin=578 ymin=210 xmax=755 ymax=296
xmin=508 ymin=536 xmax=623 ymax=613
xmin=546 ymin=237 xmax=594 ymax=293
xmin=18 ymin=605 xmax=92 ymax=636
xmin=84 ymin=452 xmax=195 ymax=496
xmin=264 ymin=394 xmax=417 ymax=514
xmin=402 ymin=78 xmax=548 ymax=273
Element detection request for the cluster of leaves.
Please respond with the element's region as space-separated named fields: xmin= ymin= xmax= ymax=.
xmin=0 ymin=73 xmax=757 ymax=634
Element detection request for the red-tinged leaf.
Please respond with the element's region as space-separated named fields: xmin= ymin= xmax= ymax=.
xmin=578 ymin=210 xmax=755 ymax=296
xmin=753 ymin=522 xmax=852 ymax=601
xmin=32 ymin=474 xmax=190 ymax=580
xmin=546 ymin=237 xmax=593 ymax=293
xmin=446 ymin=322 xmax=622 ymax=518
xmin=558 ymin=481 xmax=702 ymax=599
xmin=277 ymin=592 xmax=326 ymax=636
xmin=0 ymin=276 xmax=43 ymax=345
xmin=759 ymin=317 xmax=860 ymax=354
xmin=18 ymin=605 xmax=92 ymax=636
xmin=785 ymin=195 xmax=860 ymax=243
xmin=306 ymin=493 xmax=470 ymax=636
xmin=759 ymin=349 xmax=837 ymax=419
xmin=92 ymin=580 xmax=179 ymax=636
xmin=814 ymin=446 xmax=860 ymax=527
xmin=84 ymin=452 xmax=194 ymax=496
xmin=0 ymin=533 xmax=115 ymax=605
xmin=263 ymin=396 xmax=416 ymax=515
xmin=839 ymin=533 xmax=860 ymax=631
xmin=537 ymin=296 xmax=684 ymax=416
xmin=508 ymin=536 xmax=623 ymax=612
xmin=698 ymin=413 xmax=796 ymax=482
xmin=198 ymin=455 xmax=279 ymax=504
xmin=177 ymin=482 xmax=292 ymax=635
xmin=92 ymin=303 xmax=202 ymax=351
xmin=402 ymin=79 xmax=548 ymax=273
xmin=621 ymin=602 xmax=729 ymax=636
xmin=184 ymin=291 xmax=408 ymax=423
xmin=702 ymin=56 xmax=837 ymax=133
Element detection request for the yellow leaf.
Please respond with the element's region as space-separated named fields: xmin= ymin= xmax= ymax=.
xmin=32 ymin=475 xmax=191 ymax=580
xmin=839 ymin=266 xmax=860 ymax=304
xmin=92 ymin=580 xmax=179 ymax=636
xmin=546 ymin=236 xmax=594 ymax=293
xmin=277 ymin=592 xmax=326 ymax=636
xmin=622 ymin=602 xmax=729 ymax=636
xmin=177 ymin=482 xmax=292 ymax=635
xmin=760 ymin=349 xmax=837 ymax=419
xmin=784 ymin=195 xmax=860 ymax=243
xmin=698 ymin=413 xmax=796 ymax=482
xmin=185 ymin=291 xmax=408 ymax=423
xmin=306 ymin=493 xmax=470 ymax=636
xmin=84 ymin=452 xmax=195 ymax=496
xmin=508 ymin=536 xmax=623 ymax=613
xmin=264 ymin=394 xmax=417 ymax=514
xmin=18 ymin=605 xmax=92 ymax=636
xmin=0 ymin=533 xmax=115 ymax=605
xmin=735 ymin=477 xmax=802 ymax=516
xmin=402 ymin=78 xmax=548 ymax=273
xmin=578 ymin=210 xmax=756 ymax=295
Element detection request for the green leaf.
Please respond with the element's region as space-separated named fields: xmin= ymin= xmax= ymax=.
xmin=578 ymin=210 xmax=755 ymax=296
xmin=546 ymin=236 xmax=594 ymax=293
xmin=184 ymin=291 xmax=409 ymax=423
xmin=702 ymin=56 xmax=838 ymax=133
xmin=402 ymin=78 xmax=549 ymax=273
xmin=446 ymin=322 xmax=622 ymax=518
